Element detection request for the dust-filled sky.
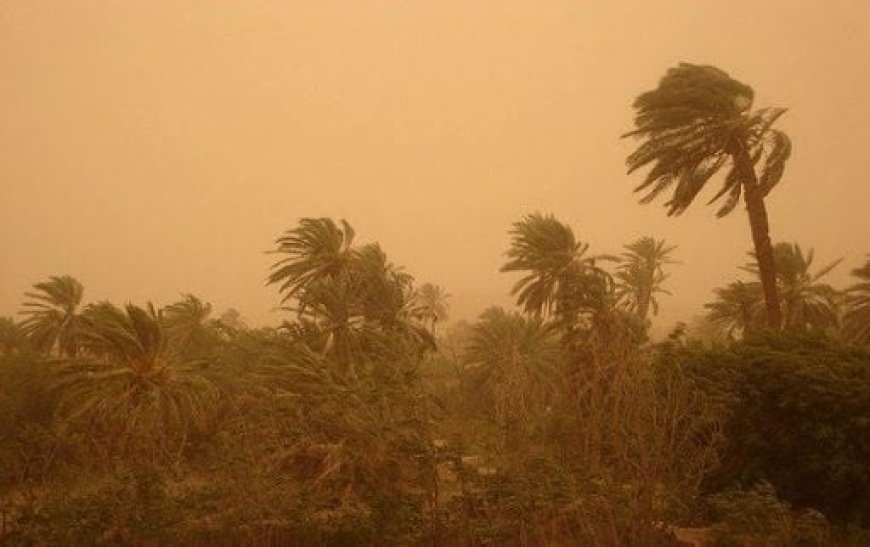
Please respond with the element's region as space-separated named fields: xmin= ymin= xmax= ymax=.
xmin=2 ymin=0 xmax=869 ymax=330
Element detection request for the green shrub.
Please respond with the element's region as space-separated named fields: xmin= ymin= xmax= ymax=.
xmin=666 ymin=333 xmax=870 ymax=523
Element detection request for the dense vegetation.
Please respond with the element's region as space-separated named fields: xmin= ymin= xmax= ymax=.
xmin=1 ymin=64 xmax=868 ymax=545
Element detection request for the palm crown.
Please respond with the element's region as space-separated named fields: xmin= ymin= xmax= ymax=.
xmin=615 ymin=237 xmax=677 ymax=322
xmin=501 ymin=213 xmax=605 ymax=318
xmin=19 ymin=275 xmax=85 ymax=356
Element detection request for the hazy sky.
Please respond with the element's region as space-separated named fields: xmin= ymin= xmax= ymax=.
xmin=2 ymin=0 xmax=869 ymax=329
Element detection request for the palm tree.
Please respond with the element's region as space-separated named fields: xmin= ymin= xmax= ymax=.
xmin=464 ymin=307 xmax=563 ymax=444
xmin=745 ymin=243 xmax=841 ymax=333
xmin=843 ymin=257 xmax=870 ymax=344
xmin=705 ymin=281 xmax=765 ymax=338
xmin=500 ymin=213 xmax=642 ymax=367
xmin=501 ymin=213 xmax=609 ymax=318
xmin=624 ymin=63 xmax=791 ymax=329
xmin=269 ymin=218 xmax=435 ymax=373
xmin=412 ymin=283 xmax=451 ymax=335
xmin=19 ymin=275 xmax=85 ymax=356
xmin=56 ymin=301 xmax=219 ymax=462
xmin=615 ymin=237 xmax=678 ymax=323
xmin=162 ymin=293 xmax=219 ymax=357
xmin=267 ymin=217 xmax=357 ymax=304
xmin=0 ymin=317 xmax=27 ymax=356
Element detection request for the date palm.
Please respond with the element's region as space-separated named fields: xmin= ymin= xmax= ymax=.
xmin=464 ymin=307 xmax=562 ymax=444
xmin=162 ymin=293 xmax=220 ymax=358
xmin=270 ymin=219 xmax=435 ymax=373
xmin=412 ymin=283 xmax=451 ymax=335
xmin=704 ymin=281 xmax=765 ymax=338
xmin=501 ymin=213 xmax=609 ymax=318
xmin=745 ymin=243 xmax=841 ymax=333
xmin=625 ymin=63 xmax=791 ymax=328
xmin=0 ymin=317 xmax=27 ymax=355
xmin=56 ymin=302 xmax=219 ymax=462
xmin=615 ymin=237 xmax=678 ymax=323
xmin=267 ymin=217 xmax=357 ymax=304
xmin=19 ymin=275 xmax=85 ymax=356
xmin=843 ymin=257 xmax=870 ymax=344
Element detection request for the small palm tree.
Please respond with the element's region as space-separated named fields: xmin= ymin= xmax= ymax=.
xmin=19 ymin=275 xmax=85 ymax=356
xmin=56 ymin=302 xmax=219 ymax=462
xmin=705 ymin=281 xmax=766 ymax=338
xmin=412 ymin=283 xmax=451 ymax=335
xmin=615 ymin=237 xmax=678 ymax=323
xmin=625 ymin=63 xmax=791 ymax=328
xmin=162 ymin=293 xmax=219 ymax=357
xmin=464 ymin=307 xmax=563 ymax=445
xmin=843 ymin=257 xmax=870 ymax=344
xmin=745 ymin=243 xmax=841 ymax=333
xmin=0 ymin=317 xmax=27 ymax=355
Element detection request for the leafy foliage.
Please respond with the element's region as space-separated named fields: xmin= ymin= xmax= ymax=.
xmin=0 ymin=317 xmax=28 ymax=356
xmin=615 ymin=236 xmax=678 ymax=322
xmin=19 ymin=275 xmax=86 ymax=357
xmin=2 ymin=215 xmax=867 ymax=544
xmin=55 ymin=302 xmax=220 ymax=463
xmin=675 ymin=333 xmax=870 ymax=522
xmin=463 ymin=307 xmax=562 ymax=442
xmin=843 ymin=257 xmax=870 ymax=344
xmin=624 ymin=63 xmax=790 ymax=217
xmin=705 ymin=281 xmax=766 ymax=338
xmin=269 ymin=218 xmax=435 ymax=373
xmin=745 ymin=242 xmax=842 ymax=332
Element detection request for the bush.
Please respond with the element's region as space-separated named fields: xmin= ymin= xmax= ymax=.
xmin=666 ymin=333 xmax=870 ymax=523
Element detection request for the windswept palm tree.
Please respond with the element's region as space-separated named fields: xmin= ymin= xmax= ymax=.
xmin=843 ymin=257 xmax=870 ymax=344
xmin=745 ymin=243 xmax=842 ymax=333
xmin=499 ymin=213 xmax=644 ymax=368
xmin=162 ymin=293 xmax=219 ymax=357
xmin=19 ymin=275 xmax=85 ymax=356
xmin=501 ymin=213 xmax=609 ymax=318
xmin=624 ymin=63 xmax=791 ymax=328
xmin=705 ymin=281 xmax=765 ymax=338
xmin=56 ymin=302 xmax=219 ymax=462
xmin=269 ymin=219 xmax=435 ymax=373
xmin=267 ymin=217 xmax=357 ymax=303
xmin=615 ymin=237 xmax=678 ymax=323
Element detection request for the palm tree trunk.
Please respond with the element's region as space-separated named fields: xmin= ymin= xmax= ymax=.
xmin=637 ymin=287 xmax=651 ymax=323
xmin=734 ymin=145 xmax=783 ymax=329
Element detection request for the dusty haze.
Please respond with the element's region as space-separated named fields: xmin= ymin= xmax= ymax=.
xmin=2 ymin=0 xmax=869 ymax=329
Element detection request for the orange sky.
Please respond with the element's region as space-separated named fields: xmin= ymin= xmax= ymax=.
xmin=2 ymin=0 xmax=869 ymax=329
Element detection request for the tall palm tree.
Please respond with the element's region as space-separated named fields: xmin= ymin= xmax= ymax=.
xmin=19 ymin=275 xmax=85 ymax=356
xmin=843 ymin=257 xmax=870 ymax=344
xmin=615 ymin=237 xmax=678 ymax=322
xmin=704 ymin=281 xmax=765 ymax=338
xmin=624 ymin=63 xmax=791 ymax=328
xmin=745 ymin=243 xmax=841 ymax=332
xmin=56 ymin=301 xmax=219 ymax=462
